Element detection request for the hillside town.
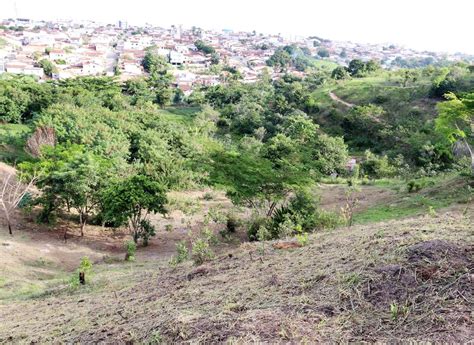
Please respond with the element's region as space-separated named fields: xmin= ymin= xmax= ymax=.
xmin=1 ymin=18 xmax=472 ymax=94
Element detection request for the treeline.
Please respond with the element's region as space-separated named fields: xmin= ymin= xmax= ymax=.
xmin=0 ymin=59 xmax=472 ymax=244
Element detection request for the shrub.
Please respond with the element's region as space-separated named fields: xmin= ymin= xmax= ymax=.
xmin=407 ymin=178 xmax=435 ymax=193
xmin=125 ymin=241 xmax=137 ymax=261
xmin=296 ymin=232 xmax=309 ymax=246
xmin=202 ymin=192 xmax=214 ymax=201
xmin=70 ymin=256 xmax=93 ymax=287
xmin=18 ymin=192 xmax=33 ymax=210
xmin=169 ymin=241 xmax=189 ymax=266
xmin=247 ymin=216 xmax=268 ymax=241
xmin=139 ymin=219 xmax=156 ymax=246
xmin=314 ymin=210 xmax=344 ymax=230
xmin=226 ymin=213 xmax=239 ymax=233
xmin=201 ymin=227 xmax=219 ymax=245
xmin=268 ymin=189 xmax=320 ymax=238
xmin=360 ymin=150 xmax=396 ymax=178
xmin=191 ymin=238 xmax=214 ymax=265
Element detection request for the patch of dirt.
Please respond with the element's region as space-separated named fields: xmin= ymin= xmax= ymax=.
xmin=319 ymin=184 xmax=395 ymax=213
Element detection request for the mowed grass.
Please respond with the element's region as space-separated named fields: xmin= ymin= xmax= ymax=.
xmin=0 ymin=123 xmax=31 ymax=163
xmin=0 ymin=206 xmax=472 ymax=343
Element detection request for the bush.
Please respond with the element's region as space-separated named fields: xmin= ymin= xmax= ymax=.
xmin=201 ymin=227 xmax=219 ymax=245
xmin=247 ymin=216 xmax=268 ymax=241
xmin=202 ymin=192 xmax=215 ymax=201
xmin=360 ymin=150 xmax=396 ymax=178
xmin=125 ymin=241 xmax=137 ymax=261
xmin=268 ymin=189 xmax=320 ymax=238
xmin=191 ymin=238 xmax=214 ymax=265
xmin=226 ymin=213 xmax=239 ymax=233
xmin=169 ymin=241 xmax=189 ymax=266
xmin=70 ymin=256 xmax=93 ymax=287
xmin=313 ymin=210 xmax=344 ymax=230
xmin=407 ymin=178 xmax=435 ymax=193
xmin=139 ymin=219 xmax=156 ymax=246
xmin=296 ymin=232 xmax=309 ymax=246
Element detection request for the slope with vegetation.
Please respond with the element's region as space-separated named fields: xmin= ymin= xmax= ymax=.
xmin=0 ymin=52 xmax=472 ymax=342
xmin=0 ymin=205 xmax=472 ymax=343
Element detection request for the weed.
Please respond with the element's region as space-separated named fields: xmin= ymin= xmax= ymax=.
xmin=344 ymin=272 xmax=361 ymax=286
xmin=125 ymin=241 xmax=137 ymax=262
xmin=295 ymin=232 xmax=309 ymax=246
xmin=191 ymin=238 xmax=214 ymax=265
xmin=427 ymin=206 xmax=437 ymax=217
xmin=147 ymin=330 xmax=163 ymax=344
xmin=202 ymin=192 xmax=215 ymax=201
xmin=70 ymin=256 xmax=93 ymax=288
xmin=201 ymin=227 xmax=219 ymax=245
xmin=169 ymin=241 xmax=189 ymax=266
xmin=390 ymin=302 xmax=410 ymax=321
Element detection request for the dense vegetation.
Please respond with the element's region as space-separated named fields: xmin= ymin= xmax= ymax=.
xmin=0 ymin=59 xmax=472 ymax=245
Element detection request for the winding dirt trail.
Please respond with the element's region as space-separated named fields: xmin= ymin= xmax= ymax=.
xmin=329 ymin=91 xmax=355 ymax=107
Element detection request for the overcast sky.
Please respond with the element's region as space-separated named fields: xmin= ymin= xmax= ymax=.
xmin=3 ymin=0 xmax=473 ymax=54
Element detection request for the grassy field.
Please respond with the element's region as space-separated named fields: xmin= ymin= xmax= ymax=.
xmin=159 ymin=106 xmax=201 ymax=124
xmin=310 ymin=58 xmax=339 ymax=71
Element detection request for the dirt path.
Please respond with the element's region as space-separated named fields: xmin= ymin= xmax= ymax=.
xmin=329 ymin=91 xmax=355 ymax=107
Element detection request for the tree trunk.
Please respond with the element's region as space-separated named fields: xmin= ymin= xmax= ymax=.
xmin=8 ymin=222 xmax=12 ymax=235
xmin=79 ymin=211 xmax=86 ymax=237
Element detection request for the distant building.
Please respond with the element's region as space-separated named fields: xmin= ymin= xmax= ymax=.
xmin=117 ymin=20 xmax=128 ymax=29
xmin=169 ymin=51 xmax=185 ymax=65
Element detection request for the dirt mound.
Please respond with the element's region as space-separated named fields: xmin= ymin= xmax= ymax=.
xmin=366 ymin=240 xmax=473 ymax=305
xmin=407 ymin=239 xmax=469 ymax=263
xmin=358 ymin=239 xmax=473 ymax=340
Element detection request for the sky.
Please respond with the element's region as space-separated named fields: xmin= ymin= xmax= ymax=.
xmin=3 ymin=0 xmax=474 ymax=54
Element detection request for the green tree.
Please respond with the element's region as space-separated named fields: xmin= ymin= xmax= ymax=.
xmin=194 ymin=40 xmax=216 ymax=54
xmin=19 ymin=145 xmax=108 ymax=234
xmin=436 ymin=92 xmax=474 ymax=173
xmin=331 ymin=66 xmax=350 ymax=80
xmin=266 ymin=48 xmax=292 ymax=72
xmin=38 ymin=59 xmax=57 ymax=77
xmin=317 ymin=48 xmax=330 ymax=58
xmin=102 ymin=174 xmax=167 ymax=244
xmin=142 ymin=47 xmax=169 ymax=74
xmin=347 ymin=59 xmax=366 ymax=77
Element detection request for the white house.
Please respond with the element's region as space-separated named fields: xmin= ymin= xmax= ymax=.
xmin=49 ymin=50 xmax=67 ymax=61
xmin=169 ymin=51 xmax=186 ymax=65
xmin=82 ymin=62 xmax=104 ymax=75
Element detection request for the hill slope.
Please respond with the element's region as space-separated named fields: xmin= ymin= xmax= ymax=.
xmin=0 ymin=207 xmax=472 ymax=343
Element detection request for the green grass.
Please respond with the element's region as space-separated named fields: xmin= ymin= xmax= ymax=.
xmin=310 ymin=58 xmax=339 ymax=71
xmin=159 ymin=106 xmax=201 ymax=124
xmin=0 ymin=38 xmax=7 ymax=48
xmin=354 ymin=175 xmax=472 ymax=224
xmin=0 ymin=123 xmax=31 ymax=164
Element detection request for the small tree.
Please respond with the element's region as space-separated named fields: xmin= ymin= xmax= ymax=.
xmin=102 ymin=174 xmax=167 ymax=244
xmin=19 ymin=145 xmax=108 ymax=237
xmin=0 ymin=172 xmax=36 ymax=235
